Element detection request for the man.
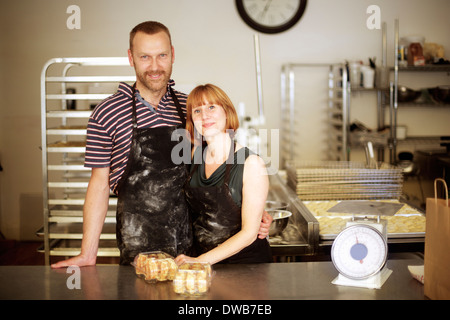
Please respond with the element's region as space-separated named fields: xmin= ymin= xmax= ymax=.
xmin=51 ymin=21 xmax=271 ymax=268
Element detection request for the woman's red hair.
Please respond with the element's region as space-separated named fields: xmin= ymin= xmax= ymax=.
xmin=186 ymin=84 xmax=239 ymax=144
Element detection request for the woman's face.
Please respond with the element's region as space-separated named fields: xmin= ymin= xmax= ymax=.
xmin=191 ymin=101 xmax=227 ymax=139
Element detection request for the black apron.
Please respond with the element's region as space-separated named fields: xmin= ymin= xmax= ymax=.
xmin=115 ymin=85 xmax=192 ymax=265
xmin=184 ymin=142 xmax=271 ymax=264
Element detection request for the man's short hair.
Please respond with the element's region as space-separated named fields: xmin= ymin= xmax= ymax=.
xmin=129 ymin=21 xmax=172 ymax=51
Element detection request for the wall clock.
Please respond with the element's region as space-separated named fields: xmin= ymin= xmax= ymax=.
xmin=236 ymin=0 xmax=307 ymax=34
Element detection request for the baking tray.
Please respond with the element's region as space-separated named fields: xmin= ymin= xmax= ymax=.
xmin=286 ymin=161 xmax=403 ymax=201
xmin=300 ymin=200 xmax=425 ymax=240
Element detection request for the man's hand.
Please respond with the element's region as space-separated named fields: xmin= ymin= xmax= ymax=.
xmin=258 ymin=210 xmax=273 ymax=239
xmin=51 ymin=254 xmax=96 ymax=269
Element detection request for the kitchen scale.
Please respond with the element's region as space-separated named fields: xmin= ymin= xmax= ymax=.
xmin=331 ymin=217 xmax=392 ymax=289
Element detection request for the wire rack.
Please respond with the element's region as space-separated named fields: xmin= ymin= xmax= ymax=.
xmin=286 ymin=161 xmax=403 ymax=200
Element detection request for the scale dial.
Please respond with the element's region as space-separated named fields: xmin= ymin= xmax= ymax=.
xmin=331 ymin=224 xmax=387 ymax=280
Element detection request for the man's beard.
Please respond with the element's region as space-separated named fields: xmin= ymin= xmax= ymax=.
xmin=136 ymin=68 xmax=172 ymax=94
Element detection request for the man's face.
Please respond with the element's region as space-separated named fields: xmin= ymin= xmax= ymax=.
xmin=128 ymin=31 xmax=174 ymax=94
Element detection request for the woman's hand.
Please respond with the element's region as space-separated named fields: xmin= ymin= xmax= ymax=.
xmin=174 ymin=254 xmax=199 ymax=266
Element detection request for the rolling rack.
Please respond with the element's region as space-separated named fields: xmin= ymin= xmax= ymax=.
xmin=280 ymin=63 xmax=348 ymax=165
xmin=38 ymin=57 xmax=135 ymax=265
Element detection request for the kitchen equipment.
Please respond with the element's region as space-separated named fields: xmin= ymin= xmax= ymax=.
xmin=268 ymin=210 xmax=292 ymax=237
xmin=397 ymin=151 xmax=415 ymax=175
xmin=349 ymin=61 xmax=362 ymax=88
xmin=415 ymin=147 xmax=449 ymax=179
xmin=398 ymin=38 xmax=408 ymax=67
xmin=40 ymin=57 xmax=135 ymax=264
xmin=327 ymin=200 xmax=404 ymax=216
xmin=408 ymin=42 xmax=425 ymax=66
xmin=428 ymin=85 xmax=450 ymax=104
xmin=331 ymin=222 xmax=392 ymax=289
xmin=364 ymin=141 xmax=376 ymax=169
xmin=361 ymin=66 xmax=375 ymax=89
xmin=396 ymin=125 xmax=407 ymax=140
xmin=286 ymin=161 xmax=403 ymax=200
xmin=398 ymin=85 xmax=421 ymax=102
xmin=304 ymin=199 xmax=425 ymax=241
xmin=376 ymin=66 xmax=390 ymax=89
xmin=266 ymin=174 xmax=425 ymax=259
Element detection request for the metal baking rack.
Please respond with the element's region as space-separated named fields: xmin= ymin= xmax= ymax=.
xmin=285 ymin=160 xmax=403 ymax=201
xmin=38 ymin=57 xmax=135 ymax=265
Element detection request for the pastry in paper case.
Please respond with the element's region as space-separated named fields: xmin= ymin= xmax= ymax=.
xmin=173 ymin=262 xmax=213 ymax=295
xmin=132 ymin=251 xmax=178 ymax=282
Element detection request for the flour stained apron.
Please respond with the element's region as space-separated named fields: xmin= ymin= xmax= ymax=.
xmin=116 ymin=87 xmax=192 ymax=265
xmin=184 ymin=143 xmax=271 ymax=264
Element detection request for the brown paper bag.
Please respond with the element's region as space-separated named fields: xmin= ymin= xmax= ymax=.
xmin=424 ymin=178 xmax=450 ymax=300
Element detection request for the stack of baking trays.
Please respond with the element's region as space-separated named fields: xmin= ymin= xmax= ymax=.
xmin=286 ymin=161 xmax=403 ymax=201
xmin=285 ymin=161 xmax=425 ymax=242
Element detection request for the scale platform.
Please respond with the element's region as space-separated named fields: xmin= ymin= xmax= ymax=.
xmin=332 ymin=267 xmax=392 ymax=289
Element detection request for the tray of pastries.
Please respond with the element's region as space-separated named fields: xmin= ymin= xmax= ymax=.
xmin=173 ymin=262 xmax=213 ymax=295
xmin=132 ymin=251 xmax=178 ymax=283
xmin=302 ymin=199 xmax=425 ymax=240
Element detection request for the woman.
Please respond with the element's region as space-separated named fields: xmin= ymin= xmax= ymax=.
xmin=175 ymin=84 xmax=271 ymax=265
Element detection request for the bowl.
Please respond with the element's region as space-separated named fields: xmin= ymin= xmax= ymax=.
xmin=265 ymin=200 xmax=288 ymax=211
xmin=268 ymin=210 xmax=292 ymax=237
xmin=398 ymin=86 xmax=421 ymax=103
xmin=428 ymin=86 xmax=450 ymax=104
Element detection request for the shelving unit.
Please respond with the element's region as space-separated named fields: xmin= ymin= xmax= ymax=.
xmin=280 ymin=63 xmax=347 ymax=165
xmin=281 ymin=61 xmax=449 ymax=166
xmin=280 ymin=62 xmax=392 ymax=166
xmin=38 ymin=57 xmax=135 ymax=265
xmin=327 ymin=63 xmax=350 ymax=161
xmin=389 ymin=20 xmax=450 ymax=164
xmin=280 ymin=62 xmax=397 ymax=166
xmin=326 ymin=22 xmax=450 ymax=165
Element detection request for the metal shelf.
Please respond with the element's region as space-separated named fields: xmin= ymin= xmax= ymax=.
xmin=40 ymin=57 xmax=134 ymax=265
xmin=36 ymin=223 xmax=116 ymax=240
xmin=394 ymin=65 xmax=450 ymax=72
xmin=389 ymin=20 xmax=450 ymax=163
xmin=46 ymin=110 xmax=93 ymax=118
xmin=48 ymin=205 xmax=116 ymax=217
xmin=47 ymin=126 xmax=87 ymax=135
xmin=47 ymin=164 xmax=89 ymax=171
xmin=47 ymin=198 xmax=117 ymax=206
xmin=37 ymin=239 xmax=120 ymax=257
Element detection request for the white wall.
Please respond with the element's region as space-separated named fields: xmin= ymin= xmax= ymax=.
xmin=1 ymin=0 xmax=450 ymax=239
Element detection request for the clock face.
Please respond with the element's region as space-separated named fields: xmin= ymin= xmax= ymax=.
xmin=236 ymin=0 xmax=307 ymax=34
xmin=331 ymin=225 xmax=387 ymax=280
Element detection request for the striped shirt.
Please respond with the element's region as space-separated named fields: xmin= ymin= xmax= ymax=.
xmin=84 ymin=80 xmax=187 ymax=194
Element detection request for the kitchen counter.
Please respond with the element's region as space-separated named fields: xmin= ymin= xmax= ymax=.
xmin=0 ymin=258 xmax=425 ymax=300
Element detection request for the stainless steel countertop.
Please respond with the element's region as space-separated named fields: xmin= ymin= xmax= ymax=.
xmin=0 ymin=258 xmax=425 ymax=300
